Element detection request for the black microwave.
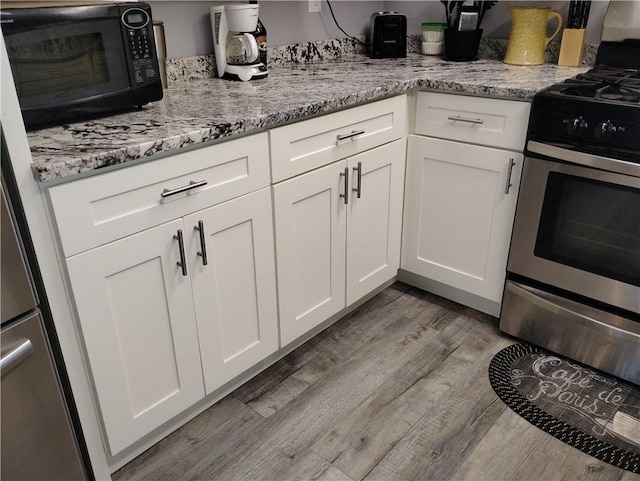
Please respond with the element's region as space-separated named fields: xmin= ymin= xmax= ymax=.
xmin=1 ymin=2 xmax=163 ymax=129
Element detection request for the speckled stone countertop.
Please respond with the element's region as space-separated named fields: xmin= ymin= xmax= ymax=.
xmin=28 ymin=53 xmax=588 ymax=182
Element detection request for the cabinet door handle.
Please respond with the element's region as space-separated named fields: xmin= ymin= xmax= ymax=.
xmin=339 ymin=167 xmax=349 ymax=205
xmin=447 ymin=115 xmax=484 ymax=125
xmin=194 ymin=221 xmax=208 ymax=266
xmin=336 ymin=129 xmax=365 ymax=144
xmin=173 ymin=229 xmax=188 ymax=276
xmin=505 ymin=159 xmax=516 ymax=195
xmin=161 ymin=180 xmax=207 ymax=198
xmin=352 ymin=161 xmax=362 ymax=198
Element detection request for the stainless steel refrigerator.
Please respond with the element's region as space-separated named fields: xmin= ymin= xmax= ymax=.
xmin=1 ymin=134 xmax=90 ymax=480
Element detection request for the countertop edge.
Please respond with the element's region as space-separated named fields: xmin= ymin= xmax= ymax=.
xmin=28 ymin=69 xmax=557 ymax=183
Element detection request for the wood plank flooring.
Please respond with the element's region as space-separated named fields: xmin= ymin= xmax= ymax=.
xmin=113 ymin=283 xmax=638 ymax=481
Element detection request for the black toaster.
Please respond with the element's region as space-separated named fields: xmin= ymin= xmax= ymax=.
xmin=369 ymin=12 xmax=407 ymax=59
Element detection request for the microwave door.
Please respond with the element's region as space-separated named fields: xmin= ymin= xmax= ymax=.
xmin=4 ymin=18 xmax=131 ymax=110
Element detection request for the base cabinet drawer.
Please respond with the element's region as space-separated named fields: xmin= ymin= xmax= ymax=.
xmin=270 ymin=95 xmax=407 ymax=182
xmin=49 ymin=133 xmax=271 ymax=257
xmin=66 ymin=188 xmax=278 ymax=456
xmin=415 ymin=92 xmax=530 ymax=151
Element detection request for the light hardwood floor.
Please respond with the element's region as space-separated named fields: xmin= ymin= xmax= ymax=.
xmin=113 ymin=283 xmax=638 ymax=481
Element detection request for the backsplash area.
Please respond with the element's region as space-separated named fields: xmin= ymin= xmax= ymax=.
xmin=165 ymin=35 xmax=597 ymax=84
xmin=166 ymin=36 xmax=368 ymax=83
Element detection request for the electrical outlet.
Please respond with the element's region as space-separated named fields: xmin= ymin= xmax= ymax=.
xmin=309 ymin=0 xmax=321 ymax=13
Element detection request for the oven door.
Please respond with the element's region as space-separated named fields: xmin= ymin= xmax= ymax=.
xmin=508 ymin=152 xmax=640 ymax=315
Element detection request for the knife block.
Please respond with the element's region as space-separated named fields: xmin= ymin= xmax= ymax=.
xmin=558 ymin=28 xmax=587 ymax=67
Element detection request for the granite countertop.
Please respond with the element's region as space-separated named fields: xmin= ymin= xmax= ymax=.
xmin=27 ymin=53 xmax=588 ymax=182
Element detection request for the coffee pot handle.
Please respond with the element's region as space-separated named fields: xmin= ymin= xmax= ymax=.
xmin=545 ymin=11 xmax=563 ymax=47
xmin=243 ymin=33 xmax=259 ymax=63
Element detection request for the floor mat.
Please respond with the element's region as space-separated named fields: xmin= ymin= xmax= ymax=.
xmin=489 ymin=343 xmax=640 ymax=473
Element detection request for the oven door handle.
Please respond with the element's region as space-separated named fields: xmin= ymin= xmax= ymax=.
xmin=527 ymin=140 xmax=640 ymax=178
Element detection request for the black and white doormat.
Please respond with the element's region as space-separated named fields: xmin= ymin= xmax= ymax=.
xmin=489 ymin=343 xmax=640 ymax=474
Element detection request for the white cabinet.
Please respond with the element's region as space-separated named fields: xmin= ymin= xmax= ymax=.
xmin=66 ymin=220 xmax=204 ymax=456
xmin=274 ymin=139 xmax=406 ymax=346
xmin=401 ymin=92 xmax=529 ymax=316
xmin=186 ymin=188 xmax=278 ymax=395
xmin=270 ymin=95 xmax=407 ymax=183
xmin=51 ymin=134 xmax=278 ymax=456
xmin=346 ymin=142 xmax=405 ymax=305
xmin=273 ymin=161 xmax=347 ymax=345
xmin=414 ymin=91 xmax=531 ymax=151
xmin=402 ymin=136 xmax=523 ymax=305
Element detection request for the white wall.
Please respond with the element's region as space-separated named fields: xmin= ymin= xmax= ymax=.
xmin=149 ymin=0 xmax=384 ymax=58
xmin=384 ymin=0 xmax=609 ymax=44
xmin=148 ymin=0 xmax=610 ymax=59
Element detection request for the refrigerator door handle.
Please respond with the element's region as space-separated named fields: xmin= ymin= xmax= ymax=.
xmin=1 ymin=338 xmax=33 ymax=377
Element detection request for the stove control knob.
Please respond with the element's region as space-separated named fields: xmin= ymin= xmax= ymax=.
xmin=563 ymin=116 xmax=588 ymax=136
xmin=595 ymin=120 xmax=617 ymax=141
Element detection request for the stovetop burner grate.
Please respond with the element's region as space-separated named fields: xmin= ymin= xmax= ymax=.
xmin=553 ymin=66 xmax=640 ymax=104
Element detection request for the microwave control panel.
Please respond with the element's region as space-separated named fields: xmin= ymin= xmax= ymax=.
xmin=126 ymin=28 xmax=152 ymax=61
xmin=120 ymin=7 xmax=159 ymax=85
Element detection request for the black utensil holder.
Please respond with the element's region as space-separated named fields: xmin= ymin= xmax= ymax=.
xmin=444 ymin=28 xmax=483 ymax=61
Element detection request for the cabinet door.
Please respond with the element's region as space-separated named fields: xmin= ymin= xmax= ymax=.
xmin=66 ymin=220 xmax=204 ymax=455
xmin=346 ymin=139 xmax=406 ymax=305
xmin=185 ymin=188 xmax=278 ymax=394
xmin=273 ymin=161 xmax=347 ymax=346
xmin=401 ymin=135 xmax=523 ymax=303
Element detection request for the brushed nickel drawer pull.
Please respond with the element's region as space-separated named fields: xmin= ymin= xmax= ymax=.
xmin=505 ymin=159 xmax=516 ymax=195
xmin=447 ymin=115 xmax=484 ymax=125
xmin=336 ymin=129 xmax=365 ymax=144
xmin=161 ymin=180 xmax=208 ymax=198
xmin=352 ymin=161 xmax=362 ymax=198
xmin=339 ymin=167 xmax=349 ymax=205
xmin=194 ymin=221 xmax=208 ymax=266
xmin=173 ymin=229 xmax=188 ymax=276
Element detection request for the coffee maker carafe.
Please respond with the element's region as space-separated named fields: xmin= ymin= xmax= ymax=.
xmin=210 ymin=4 xmax=267 ymax=81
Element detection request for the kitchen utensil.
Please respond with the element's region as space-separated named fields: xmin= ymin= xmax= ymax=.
xmin=456 ymin=5 xmax=479 ymax=31
xmin=581 ymin=1 xmax=591 ymax=28
xmin=569 ymin=1 xmax=592 ymax=29
xmin=503 ymin=6 xmax=562 ymax=65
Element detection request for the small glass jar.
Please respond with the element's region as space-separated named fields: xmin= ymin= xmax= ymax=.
xmin=421 ymin=23 xmax=446 ymax=43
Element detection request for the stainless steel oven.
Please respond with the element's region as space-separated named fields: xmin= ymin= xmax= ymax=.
xmin=509 ymin=143 xmax=639 ymax=314
xmin=501 ymin=142 xmax=640 ymax=385
xmin=499 ymin=17 xmax=640 ymax=386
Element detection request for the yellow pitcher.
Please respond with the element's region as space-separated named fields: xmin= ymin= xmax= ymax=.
xmin=504 ymin=6 xmax=562 ymax=65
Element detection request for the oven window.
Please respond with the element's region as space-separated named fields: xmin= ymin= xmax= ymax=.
xmin=535 ymin=173 xmax=640 ymax=287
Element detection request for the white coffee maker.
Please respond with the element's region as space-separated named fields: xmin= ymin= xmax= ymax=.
xmin=210 ymin=4 xmax=268 ymax=81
